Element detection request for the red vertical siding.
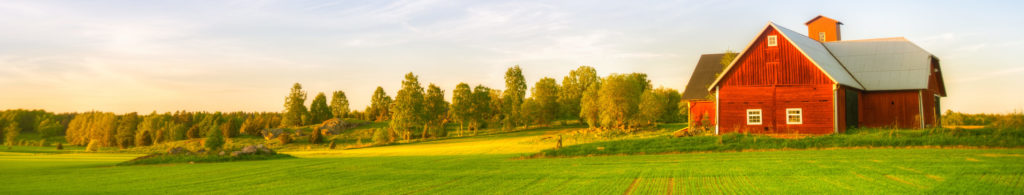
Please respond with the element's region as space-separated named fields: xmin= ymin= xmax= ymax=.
xmin=716 ymin=26 xmax=836 ymax=134
xmin=687 ymin=100 xmax=716 ymax=127
xmin=860 ymin=91 xmax=921 ymax=129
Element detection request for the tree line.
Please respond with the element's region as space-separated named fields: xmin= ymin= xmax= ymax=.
xmin=1 ymin=65 xmax=689 ymax=147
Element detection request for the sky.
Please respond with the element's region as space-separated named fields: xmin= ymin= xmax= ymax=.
xmin=1 ymin=0 xmax=1022 ymax=114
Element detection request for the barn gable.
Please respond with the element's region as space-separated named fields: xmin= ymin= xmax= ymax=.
xmin=708 ymin=23 xmax=863 ymax=90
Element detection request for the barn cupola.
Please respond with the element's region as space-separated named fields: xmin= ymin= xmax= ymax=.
xmin=805 ymin=15 xmax=842 ymax=42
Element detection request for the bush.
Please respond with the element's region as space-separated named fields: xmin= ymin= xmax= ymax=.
xmin=205 ymin=126 xmax=225 ymax=150
xmin=309 ymin=128 xmax=323 ymax=144
xmin=279 ymin=133 xmax=292 ymax=145
xmin=372 ymin=128 xmax=391 ymax=145
xmin=135 ymin=130 xmax=152 ymax=147
xmin=85 ymin=139 xmax=99 ymax=152
xmin=56 ymin=142 xmax=63 ymax=150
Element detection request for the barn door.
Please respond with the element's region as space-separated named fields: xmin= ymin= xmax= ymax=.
xmin=844 ymin=88 xmax=859 ymax=129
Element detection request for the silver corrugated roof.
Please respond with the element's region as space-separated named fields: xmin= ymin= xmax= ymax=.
xmin=824 ymin=38 xmax=933 ymax=91
xmin=772 ymin=23 xmax=864 ymax=89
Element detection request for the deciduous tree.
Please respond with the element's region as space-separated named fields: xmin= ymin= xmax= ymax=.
xmin=391 ymin=73 xmax=425 ymax=140
xmin=115 ymin=113 xmax=138 ymax=149
xmin=330 ymin=90 xmax=350 ymax=119
xmin=531 ymin=77 xmax=560 ymax=126
xmin=423 ymin=84 xmax=449 ymax=139
xmin=502 ymin=65 xmax=527 ymax=130
xmin=559 ymin=66 xmax=598 ymax=122
xmin=369 ymin=87 xmax=392 ymax=121
xmin=310 ymin=92 xmax=333 ymax=124
xmin=450 ymin=83 xmax=472 ymax=134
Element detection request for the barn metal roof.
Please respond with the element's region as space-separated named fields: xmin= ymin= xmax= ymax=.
xmin=682 ymin=53 xmax=725 ymax=100
xmin=824 ymin=38 xmax=934 ymax=91
xmin=704 ymin=22 xmax=941 ymax=93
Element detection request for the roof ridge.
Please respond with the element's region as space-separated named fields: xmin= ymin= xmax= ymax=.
xmin=835 ymin=37 xmax=907 ymax=42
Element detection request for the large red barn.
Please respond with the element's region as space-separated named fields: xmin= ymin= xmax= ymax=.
xmin=682 ymin=16 xmax=947 ymax=134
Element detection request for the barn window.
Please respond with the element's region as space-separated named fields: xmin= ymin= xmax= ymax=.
xmin=786 ymin=108 xmax=803 ymax=124
xmin=818 ymin=32 xmax=826 ymax=41
xmin=767 ymin=35 xmax=778 ymax=47
xmin=746 ymin=109 xmax=762 ymax=125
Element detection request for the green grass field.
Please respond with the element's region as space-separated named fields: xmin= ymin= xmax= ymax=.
xmin=2 ymin=125 xmax=1024 ymax=194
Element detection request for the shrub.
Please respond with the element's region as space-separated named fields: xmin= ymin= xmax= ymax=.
xmin=205 ymin=126 xmax=225 ymax=150
xmin=372 ymin=128 xmax=392 ymax=145
xmin=85 ymin=139 xmax=99 ymax=152
xmin=56 ymin=142 xmax=63 ymax=150
xmin=309 ymin=128 xmax=323 ymax=144
xmin=135 ymin=130 xmax=152 ymax=147
xmin=279 ymin=133 xmax=292 ymax=145
xmin=4 ymin=122 xmax=19 ymax=146
xmin=186 ymin=125 xmax=202 ymax=139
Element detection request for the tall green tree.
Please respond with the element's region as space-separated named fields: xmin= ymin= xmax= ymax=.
xmin=369 ymin=87 xmax=392 ymax=121
xmin=520 ymin=98 xmax=541 ymax=128
xmin=450 ymin=83 xmax=472 ymax=134
xmin=309 ymin=92 xmax=333 ymax=124
xmin=423 ymin=84 xmax=449 ymax=139
xmin=282 ymin=83 xmax=310 ymax=127
xmin=470 ymin=85 xmax=493 ymax=133
xmin=559 ymin=66 xmax=598 ymax=122
xmin=598 ymin=73 xmax=650 ymax=130
xmin=580 ymin=82 xmax=601 ymax=129
xmin=531 ymin=77 xmax=560 ymax=126
xmin=659 ymin=88 xmax=684 ymax=123
xmin=330 ymin=90 xmax=350 ymax=119
xmin=4 ymin=122 xmax=19 ymax=146
xmin=638 ymin=89 xmax=667 ymax=126
xmin=36 ymin=117 xmax=64 ymax=138
xmin=115 ymin=112 xmax=139 ymax=149
xmin=390 ymin=73 xmax=425 ymax=140
xmin=204 ymin=122 xmax=224 ymax=150
xmin=502 ymin=65 xmax=527 ymax=130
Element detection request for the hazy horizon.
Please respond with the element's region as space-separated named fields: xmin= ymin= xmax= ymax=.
xmin=2 ymin=0 xmax=1022 ymax=114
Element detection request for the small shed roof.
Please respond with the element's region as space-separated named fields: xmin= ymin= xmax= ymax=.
xmin=824 ymin=37 xmax=935 ymax=91
xmin=682 ymin=53 xmax=726 ymax=100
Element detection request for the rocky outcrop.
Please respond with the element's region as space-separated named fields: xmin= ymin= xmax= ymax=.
xmin=230 ymin=144 xmax=276 ymax=157
xmin=316 ymin=118 xmax=364 ymax=136
xmin=261 ymin=128 xmax=286 ymax=140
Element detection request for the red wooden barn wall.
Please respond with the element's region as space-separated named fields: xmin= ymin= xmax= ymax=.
xmin=924 ymin=58 xmax=944 ymax=127
xmin=687 ymin=100 xmax=716 ymax=127
xmin=858 ymin=58 xmax=943 ymax=129
xmin=717 ymin=26 xmax=836 ymax=134
xmin=860 ymin=91 xmax=920 ymax=129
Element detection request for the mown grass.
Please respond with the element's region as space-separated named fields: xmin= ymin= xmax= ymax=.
xmin=1 ymin=148 xmax=1022 ymax=194
xmin=3 ymin=123 xmax=1024 ymax=193
xmin=539 ymin=126 xmax=1024 ymax=157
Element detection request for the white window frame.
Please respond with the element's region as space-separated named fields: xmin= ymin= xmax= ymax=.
xmin=767 ymin=35 xmax=778 ymax=47
xmin=786 ymin=108 xmax=803 ymax=125
xmin=746 ymin=109 xmax=762 ymax=125
xmin=819 ymin=32 xmax=826 ymax=41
